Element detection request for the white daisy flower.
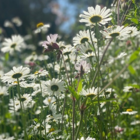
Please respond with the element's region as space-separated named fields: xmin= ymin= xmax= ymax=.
xmin=0 ymin=86 xmax=8 ymax=96
xmin=4 ymin=20 xmax=13 ymax=28
xmin=12 ymin=17 xmax=22 ymax=26
xmin=131 ymin=120 xmax=140 ymax=125
xmin=18 ymin=93 xmax=32 ymax=104
xmin=0 ymin=70 xmax=4 ymax=77
xmin=1 ymin=35 xmax=24 ymax=54
xmin=44 ymin=78 xmax=65 ymax=95
xmin=29 ymin=69 xmax=48 ymax=80
xmin=79 ymin=137 xmax=96 ymax=140
xmin=57 ymin=41 xmax=66 ymax=50
xmin=80 ymin=87 xmax=100 ymax=97
xmin=0 ymin=133 xmax=14 ymax=140
xmin=1 ymin=66 xmax=30 ymax=83
xmin=123 ymin=86 xmax=133 ymax=92
xmin=9 ymin=97 xmax=21 ymax=112
xmin=127 ymin=26 xmax=139 ymax=37
xmin=54 ymin=62 xmax=70 ymax=73
xmin=33 ymin=123 xmax=51 ymax=134
xmin=73 ymin=30 xmax=97 ymax=46
xmin=75 ymin=60 xmax=91 ymax=73
xmin=43 ymin=96 xmax=56 ymax=106
xmin=34 ymin=22 xmax=50 ymax=34
xmin=101 ymin=26 xmax=131 ymax=40
xmin=36 ymin=54 xmax=49 ymax=61
xmin=62 ymin=44 xmax=75 ymax=55
xmin=79 ymin=43 xmax=99 ymax=62
xmin=24 ymin=52 xmax=38 ymax=63
xmin=121 ymin=109 xmax=137 ymax=115
xmin=79 ymin=5 xmax=112 ymax=26
xmin=116 ymin=52 xmax=127 ymax=59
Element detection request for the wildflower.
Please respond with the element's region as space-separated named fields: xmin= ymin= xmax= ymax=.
xmin=29 ymin=69 xmax=48 ymax=80
xmin=1 ymin=66 xmax=30 ymax=83
xmin=127 ymin=26 xmax=139 ymax=37
xmin=34 ymin=22 xmax=50 ymax=34
xmin=79 ymin=137 xmax=96 ymax=140
xmin=123 ymin=86 xmax=133 ymax=92
xmin=62 ymin=44 xmax=75 ymax=55
xmin=75 ymin=60 xmax=91 ymax=74
xmin=73 ymin=30 xmax=97 ymax=46
xmin=44 ymin=78 xmax=65 ymax=95
xmin=4 ymin=20 xmax=13 ymax=28
xmin=42 ymin=34 xmax=59 ymax=52
xmin=101 ymin=26 xmax=131 ymax=40
xmin=1 ymin=35 xmax=24 ymax=54
xmin=79 ymin=5 xmax=112 ymax=26
xmin=114 ymin=126 xmax=124 ymax=133
xmin=43 ymin=97 xmax=56 ymax=106
xmin=0 ymin=86 xmax=8 ymax=97
xmin=0 ymin=133 xmax=14 ymax=140
xmin=131 ymin=120 xmax=140 ymax=125
xmin=121 ymin=109 xmax=137 ymax=115
xmin=12 ymin=17 xmax=22 ymax=26
xmin=80 ymin=87 xmax=100 ymax=97
xmin=33 ymin=123 xmax=51 ymax=134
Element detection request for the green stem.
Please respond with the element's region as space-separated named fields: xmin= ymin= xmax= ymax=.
xmin=90 ymin=38 xmax=113 ymax=87
xmin=74 ymin=111 xmax=84 ymax=140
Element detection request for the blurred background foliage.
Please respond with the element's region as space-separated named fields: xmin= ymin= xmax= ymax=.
xmin=0 ymin=0 xmax=113 ymax=40
xmin=0 ymin=0 xmax=140 ymax=44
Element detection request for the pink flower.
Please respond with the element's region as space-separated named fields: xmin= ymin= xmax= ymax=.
xmin=42 ymin=34 xmax=59 ymax=52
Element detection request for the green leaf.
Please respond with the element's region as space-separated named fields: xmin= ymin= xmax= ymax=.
xmin=77 ymin=79 xmax=82 ymax=94
xmin=129 ymin=48 xmax=140 ymax=63
xmin=34 ymin=118 xmax=39 ymax=123
xmin=132 ymin=0 xmax=135 ymax=4
xmin=131 ymin=18 xmax=138 ymax=24
xmin=128 ymin=65 xmax=136 ymax=75
xmin=5 ymin=113 xmax=11 ymax=119
xmin=5 ymin=53 xmax=9 ymax=61
xmin=68 ymin=86 xmax=80 ymax=100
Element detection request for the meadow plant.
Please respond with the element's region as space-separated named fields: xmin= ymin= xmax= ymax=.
xmin=0 ymin=0 xmax=140 ymax=140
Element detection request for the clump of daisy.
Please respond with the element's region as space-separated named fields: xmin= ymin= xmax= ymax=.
xmin=1 ymin=66 xmax=30 ymax=83
xmin=1 ymin=35 xmax=24 ymax=54
xmin=34 ymin=22 xmax=50 ymax=34
xmin=79 ymin=5 xmax=112 ymax=26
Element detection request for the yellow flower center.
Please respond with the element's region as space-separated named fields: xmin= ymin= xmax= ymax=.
xmin=34 ymin=71 xmax=39 ymax=74
xmin=14 ymin=81 xmax=18 ymax=84
xmin=126 ymin=109 xmax=133 ymax=112
xmin=36 ymin=22 xmax=44 ymax=28
xmin=49 ymin=128 xmax=55 ymax=133
xmin=107 ymin=25 xmax=112 ymax=28
xmin=48 ymin=99 xmax=51 ymax=103
xmin=0 ymin=93 xmax=4 ymax=96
